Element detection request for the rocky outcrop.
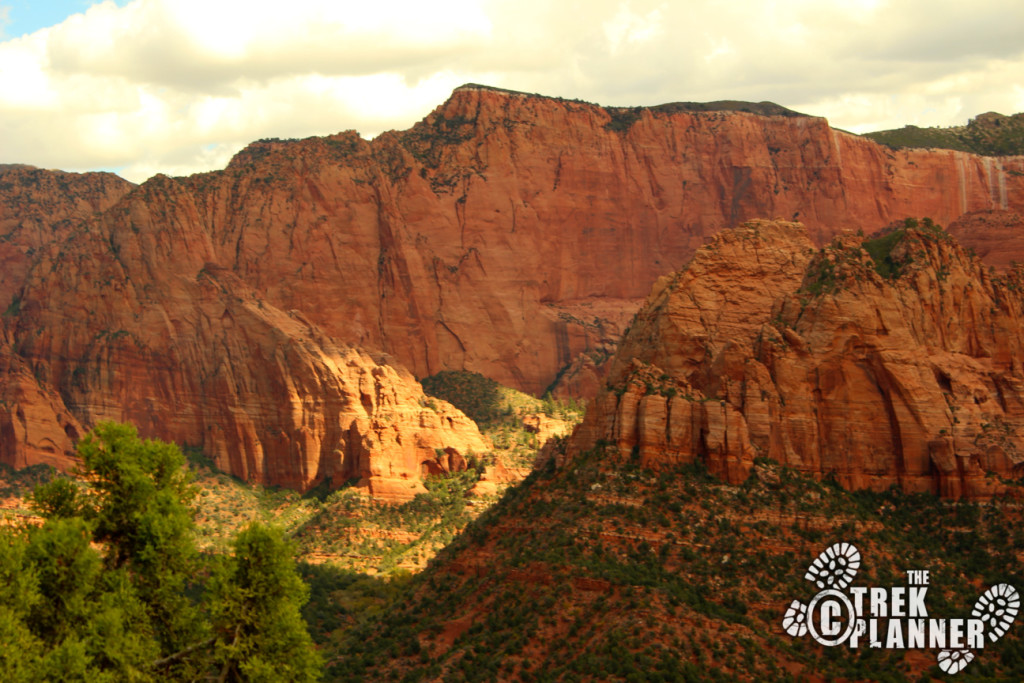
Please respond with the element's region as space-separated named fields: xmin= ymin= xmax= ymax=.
xmin=0 ymin=167 xmax=133 ymax=315
xmin=0 ymin=340 xmax=85 ymax=472
xmin=567 ymin=219 xmax=1024 ymax=499
xmin=469 ymin=459 xmax=532 ymax=498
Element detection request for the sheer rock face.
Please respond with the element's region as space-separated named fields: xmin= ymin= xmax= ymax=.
xmin=0 ymin=177 xmax=486 ymax=499
xmin=947 ymin=210 xmax=1024 ymax=270
xmin=0 ymin=168 xmax=132 ymax=473
xmin=567 ymin=219 xmax=1024 ymax=499
xmin=4 ymin=87 xmax=1024 ymax=492
xmin=21 ymin=86 xmax=1018 ymax=399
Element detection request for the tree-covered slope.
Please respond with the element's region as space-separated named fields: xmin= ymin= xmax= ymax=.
xmin=331 ymin=444 xmax=1024 ymax=681
xmin=864 ymin=111 xmax=1024 ymax=156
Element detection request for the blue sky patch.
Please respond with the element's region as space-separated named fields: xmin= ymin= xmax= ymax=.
xmin=2 ymin=0 xmax=130 ymax=39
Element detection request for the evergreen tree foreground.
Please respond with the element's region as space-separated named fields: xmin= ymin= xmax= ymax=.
xmin=0 ymin=421 xmax=321 ymax=681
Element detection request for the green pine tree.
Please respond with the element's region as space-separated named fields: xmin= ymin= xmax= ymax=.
xmin=209 ymin=523 xmax=322 ymax=682
xmin=1 ymin=421 xmax=322 ymax=681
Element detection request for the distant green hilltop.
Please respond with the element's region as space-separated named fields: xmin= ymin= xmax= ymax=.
xmin=864 ymin=111 xmax=1024 ymax=156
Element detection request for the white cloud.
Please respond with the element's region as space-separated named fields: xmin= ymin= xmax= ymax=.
xmin=0 ymin=0 xmax=1022 ymax=182
xmin=45 ymin=0 xmax=493 ymax=90
xmin=604 ymin=3 xmax=665 ymax=56
xmin=0 ymin=33 xmax=58 ymax=108
xmin=703 ymin=37 xmax=734 ymax=65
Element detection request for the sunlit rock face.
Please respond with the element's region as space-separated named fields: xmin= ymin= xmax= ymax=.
xmin=567 ymin=220 xmax=1024 ymax=500
xmin=3 ymin=86 xmax=1024 ymax=495
xmin=33 ymin=86 xmax=1019 ymax=399
xmin=0 ymin=173 xmax=487 ymax=499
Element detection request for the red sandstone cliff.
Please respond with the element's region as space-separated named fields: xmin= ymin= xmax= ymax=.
xmin=0 ymin=167 xmax=133 ymax=315
xmin=0 ymin=174 xmax=487 ymax=499
xmin=0 ymin=167 xmax=134 ymax=474
xmin=948 ymin=210 xmax=1024 ymax=269
xmin=115 ymin=86 xmax=1024 ymax=397
xmin=567 ymin=219 xmax=1024 ymax=499
xmin=4 ymin=87 xmax=1024 ymax=492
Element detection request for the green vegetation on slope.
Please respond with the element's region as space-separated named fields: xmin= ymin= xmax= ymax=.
xmin=421 ymin=370 xmax=582 ymax=428
xmin=327 ymin=446 xmax=1024 ymax=682
xmin=604 ymin=100 xmax=807 ymax=133
xmin=861 ymin=217 xmax=947 ymax=279
xmin=0 ymin=372 xmax=584 ymax=578
xmin=293 ymin=469 xmax=488 ymax=574
xmin=183 ymin=440 xmax=499 ymax=573
xmin=799 ymin=217 xmax=956 ymax=297
xmin=187 ymin=457 xmax=320 ymax=553
xmin=864 ymin=111 xmax=1024 ymax=156
xmin=182 ymin=371 xmax=585 ymax=573
xmin=421 ymin=370 xmax=584 ymax=468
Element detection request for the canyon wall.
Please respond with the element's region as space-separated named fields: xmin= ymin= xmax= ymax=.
xmin=0 ymin=173 xmax=486 ymax=498
xmin=2 ymin=86 xmax=1024 ymax=492
xmin=122 ymin=86 xmax=1024 ymax=396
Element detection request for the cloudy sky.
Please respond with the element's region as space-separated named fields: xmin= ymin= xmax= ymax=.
xmin=1 ymin=0 xmax=1022 ymax=183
